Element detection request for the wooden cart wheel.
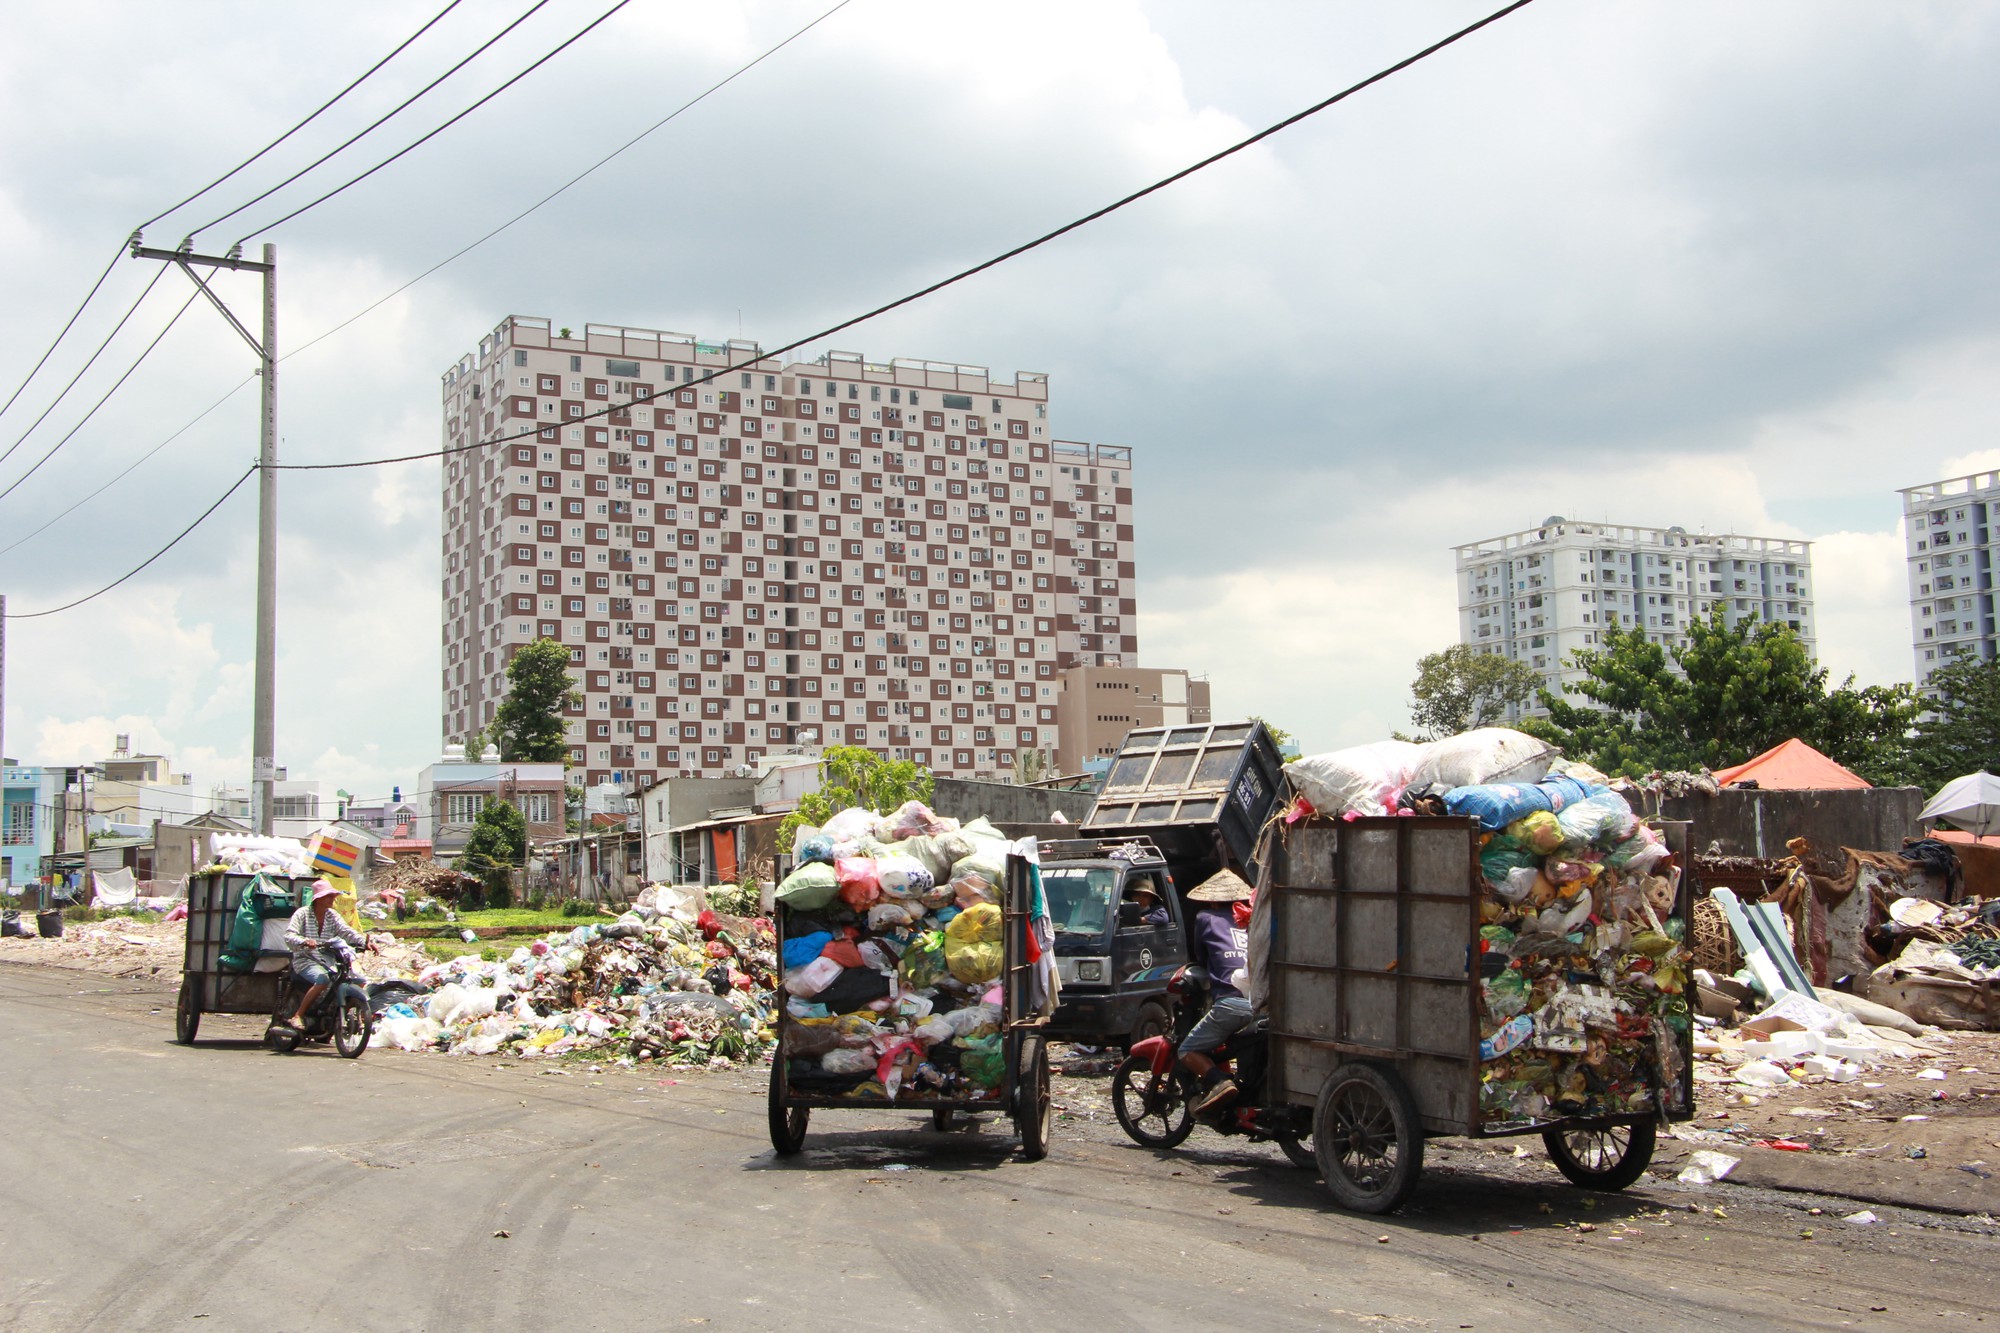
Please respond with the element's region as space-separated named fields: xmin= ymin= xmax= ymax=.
xmin=931 ymin=1107 xmax=955 ymax=1131
xmin=1543 ymin=1119 xmax=1656 ymax=1191
xmin=1313 ymin=1063 xmax=1423 ymax=1215
xmin=767 ymin=1065 xmax=809 ymax=1156
xmin=1016 ymin=1034 xmax=1052 ymax=1161
xmin=174 ymin=979 xmax=201 ymax=1046
xmin=1110 ymin=1055 xmax=1196 ymax=1149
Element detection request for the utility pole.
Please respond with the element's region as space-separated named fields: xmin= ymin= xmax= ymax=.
xmin=130 ymin=237 xmax=278 ymax=834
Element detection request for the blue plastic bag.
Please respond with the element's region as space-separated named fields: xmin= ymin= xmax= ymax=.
xmin=781 ymin=930 xmax=833 ymax=969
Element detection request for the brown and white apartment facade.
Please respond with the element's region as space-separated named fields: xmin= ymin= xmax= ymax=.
xmin=440 ymin=317 xmax=1140 ymax=788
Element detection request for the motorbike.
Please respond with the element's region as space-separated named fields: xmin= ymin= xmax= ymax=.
xmin=1110 ymin=967 xmax=1315 ymax=1168
xmin=267 ymin=943 xmax=373 ymax=1058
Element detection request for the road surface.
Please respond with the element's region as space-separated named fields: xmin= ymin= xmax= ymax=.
xmin=2 ymin=962 xmax=1993 ymax=1331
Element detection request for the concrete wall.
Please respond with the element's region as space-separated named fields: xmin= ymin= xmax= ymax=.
xmin=932 ymin=777 xmax=1095 ymax=826
xmin=1648 ymin=787 xmax=1925 ymax=858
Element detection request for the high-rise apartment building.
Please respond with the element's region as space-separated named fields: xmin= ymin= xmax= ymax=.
xmin=440 ymin=317 xmax=1139 ymax=788
xmin=1454 ymin=517 xmax=1815 ymax=718
xmin=1901 ymin=470 xmax=1999 ymax=687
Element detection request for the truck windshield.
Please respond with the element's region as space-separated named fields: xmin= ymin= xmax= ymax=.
xmin=1042 ymin=866 xmax=1117 ymax=936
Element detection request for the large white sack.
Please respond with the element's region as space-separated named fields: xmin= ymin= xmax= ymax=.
xmin=1408 ymin=728 xmax=1556 ymax=790
xmin=1284 ymin=741 xmax=1425 ymax=816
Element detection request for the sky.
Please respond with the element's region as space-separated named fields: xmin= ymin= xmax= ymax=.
xmin=1 ymin=0 xmax=1996 ymax=804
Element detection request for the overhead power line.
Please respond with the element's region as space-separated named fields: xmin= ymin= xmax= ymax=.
xmin=0 ymin=283 xmax=205 ymax=504
xmin=282 ymin=0 xmax=1538 ymax=476
xmin=144 ymin=0 xmax=467 ymax=234
xmin=231 ymin=0 xmax=633 ymax=245
xmin=189 ymin=0 xmax=556 ymax=241
xmin=5 ymin=0 xmax=1534 ymax=618
xmin=288 ymin=0 xmax=854 ymax=361
xmin=0 ymin=265 xmax=169 ymax=472
xmin=1 ymin=466 xmax=257 ymax=620
xmin=0 ymin=245 xmax=126 ymax=430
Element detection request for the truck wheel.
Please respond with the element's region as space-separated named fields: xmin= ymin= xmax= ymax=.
xmin=1543 ymin=1120 xmax=1656 ymax=1191
xmin=174 ymin=980 xmax=201 ymax=1046
xmin=1313 ymin=1063 xmax=1423 ymax=1215
xmin=1111 ymin=1055 xmax=1196 ymax=1149
xmin=1016 ymin=1035 xmax=1052 ymax=1162
xmin=767 ymin=1067 xmax=808 ymax=1156
xmin=1125 ymin=1001 xmax=1170 ymax=1050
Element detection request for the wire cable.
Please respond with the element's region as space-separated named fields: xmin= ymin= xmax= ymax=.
xmin=0 ymin=374 xmax=256 ymax=558
xmin=189 ymin=0 xmax=555 ymax=240
xmin=1 ymin=466 xmax=256 ymax=619
xmin=142 ymin=0 xmax=466 ymax=233
xmin=0 ymin=243 xmax=126 ymax=429
xmin=287 ymin=0 xmax=853 ymax=361
xmin=0 ymin=283 xmax=203 ymax=504
xmin=232 ymin=0 xmax=632 ymax=245
xmin=280 ymin=0 xmax=1536 ymax=475
xmin=4 ymin=0 xmax=1533 ymax=621
xmin=0 ymin=263 xmax=166 ymax=462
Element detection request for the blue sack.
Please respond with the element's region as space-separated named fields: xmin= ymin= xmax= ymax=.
xmin=1445 ymin=774 xmax=1602 ymax=831
xmin=781 ymin=931 xmax=833 ymax=969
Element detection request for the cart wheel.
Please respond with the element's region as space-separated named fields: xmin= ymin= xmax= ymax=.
xmin=1125 ymin=1001 xmax=1170 ymax=1050
xmin=767 ymin=1067 xmax=809 ymax=1156
xmin=931 ymin=1107 xmax=954 ymax=1132
xmin=1543 ymin=1119 xmax=1656 ymax=1191
xmin=1111 ymin=1055 xmax=1196 ymax=1149
xmin=174 ymin=980 xmax=201 ymax=1046
xmin=1313 ymin=1063 xmax=1423 ymax=1215
xmin=334 ymin=995 xmax=372 ymax=1059
xmin=1274 ymin=1129 xmax=1316 ymax=1171
xmin=1016 ymin=1034 xmax=1052 ymax=1162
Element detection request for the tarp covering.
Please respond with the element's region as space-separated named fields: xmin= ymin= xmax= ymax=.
xmin=1712 ymin=738 xmax=1870 ymax=791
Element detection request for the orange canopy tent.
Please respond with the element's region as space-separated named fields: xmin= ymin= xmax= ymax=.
xmin=1711 ymin=738 xmax=1870 ymax=790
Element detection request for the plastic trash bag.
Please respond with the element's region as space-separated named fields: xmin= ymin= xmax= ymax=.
xmin=876 ymin=856 xmax=934 ymax=899
xmin=776 ymin=861 xmax=841 ymax=910
xmin=898 ymin=930 xmax=947 ymax=990
xmin=882 ymin=800 xmax=951 ymax=841
xmin=822 ymin=1047 xmax=876 ymax=1075
xmin=1284 ymin=741 xmax=1425 ymax=817
xmin=783 ymin=956 xmax=842 ymax=997
xmin=782 ymin=931 xmax=833 ymax=970
xmin=820 ymin=807 xmax=884 ymax=845
xmin=1409 ymin=728 xmax=1557 ymax=789
xmin=944 ymin=902 xmax=1001 ymax=982
xmin=1555 ymin=790 xmax=1639 ymax=852
xmin=961 ymin=1033 xmax=1005 ymax=1088
xmin=835 ymin=857 xmax=882 ymax=907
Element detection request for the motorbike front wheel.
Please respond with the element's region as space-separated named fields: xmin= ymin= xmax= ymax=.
xmin=1111 ymin=1055 xmax=1197 ymax=1149
xmin=333 ymin=994 xmax=371 ymax=1059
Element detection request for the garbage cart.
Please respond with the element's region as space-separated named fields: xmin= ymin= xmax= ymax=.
xmin=174 ymin=870 xmax=312 ymax=1044
xmin=767 ymin=849 xmax=1056 ymax=1160
xmin=1261 ymin=815 xmax=1693 ymax=1214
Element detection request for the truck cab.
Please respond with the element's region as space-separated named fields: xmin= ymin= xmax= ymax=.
xmin=1039 ymin=839 xmax=1188 ymax=1048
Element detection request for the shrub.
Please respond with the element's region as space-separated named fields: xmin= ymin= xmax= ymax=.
xmin=559 ymin=898 xmax=595 ymax=918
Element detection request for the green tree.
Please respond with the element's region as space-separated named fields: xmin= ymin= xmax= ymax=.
xmin=455 ymin=799 xmax=527 ymax=907
xmin=1249 ymin=716 xmax=1296 ymax=750
xmin=1405 ymin=645 xmax=1543 ymax=740
xmin=776 ymin=746 xmax=934 ymax=852
xmin=493 ymin=637 xmax=581 ymax=764
xmin=1904 ymin=657 xmax=2000 ymax=791
xmin=1521 ymin=605 xmax=1919 ymax=784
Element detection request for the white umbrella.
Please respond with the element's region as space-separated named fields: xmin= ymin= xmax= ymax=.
xmin=1918 ymin=771 xmax=2000 ymax=836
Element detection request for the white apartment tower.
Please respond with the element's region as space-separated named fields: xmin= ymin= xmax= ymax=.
xmin=1455 ymin=517 xmax=1815 ymax=718
xmin=1901 ymin=471 xmax=1999 ymax=688
xmin=440 ymin=317 xmax=1139 ymax=788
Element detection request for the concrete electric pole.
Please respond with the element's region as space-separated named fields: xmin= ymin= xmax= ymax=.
xmin=129 ymin=238 xmax=278 ymax=834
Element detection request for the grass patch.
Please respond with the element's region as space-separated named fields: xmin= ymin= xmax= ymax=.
xmin=452 ymin=907 xmax=592 ymax=931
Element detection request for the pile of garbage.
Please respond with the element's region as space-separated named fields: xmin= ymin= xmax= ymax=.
xmin=375 ymin=908 xmax=779 ymax=1065
xmin=197 ymin=835 xmax=313 ymax=878
xmin=773 ymin=801 xmax=1048 ymax=1102
xmin=1284 ymin=729 xmax=1690 ymax=1126
xmin=372 ymin=857 xmax=484 ymax=905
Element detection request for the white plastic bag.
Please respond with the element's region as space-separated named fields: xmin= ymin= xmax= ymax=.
xmin=1284 ymin=741 xmax=1424 ymax=816
xmin=1407 ymin=728 xmax=1556 ymax=790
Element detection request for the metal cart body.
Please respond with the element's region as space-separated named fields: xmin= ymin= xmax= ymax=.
xmin=1264 ymin=816 xmax=1693 ymax=1212
xmin=768 ymin=850 xmax=1054 ymax=1159
xmin=174 ymin=871 xmax=312 ymax=1044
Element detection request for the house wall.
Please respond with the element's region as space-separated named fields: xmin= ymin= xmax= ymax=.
xmin=1649 ymin=787 xmax=1925 ymax=858
xmin=931 ymin=776 xmax=1095 ymax=826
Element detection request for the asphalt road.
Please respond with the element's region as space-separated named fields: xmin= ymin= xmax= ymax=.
xmin=3 ymin=961 xmax=1996 ymax=1333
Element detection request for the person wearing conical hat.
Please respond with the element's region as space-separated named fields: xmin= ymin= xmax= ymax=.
xmin=1177 ymin=868 xmax=1254 ymax=1117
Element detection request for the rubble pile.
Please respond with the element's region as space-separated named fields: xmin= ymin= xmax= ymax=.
xmin=1463 ymin=777 xmax=1690 ymax=1126
xmin=376 ymin=909 xmax=779 ymax=1065
xmin=775 ymin=802 xmax=1032 ymax=1103
xmin=371 ymin=857 xmax=483 ymax=904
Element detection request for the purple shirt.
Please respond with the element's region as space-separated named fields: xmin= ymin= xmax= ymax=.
xmin=1189 ymin=905 xmax=1248 ymax=1002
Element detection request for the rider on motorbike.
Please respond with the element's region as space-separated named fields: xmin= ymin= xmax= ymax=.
xmin=1177 ymin=868 xmax=1256 ymax=1117
xmin=279 ymin=878 xmax=372 ymax=1031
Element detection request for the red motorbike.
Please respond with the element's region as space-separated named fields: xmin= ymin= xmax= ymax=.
xmin=1110 ymin=969 xmax=1315 ymax=1169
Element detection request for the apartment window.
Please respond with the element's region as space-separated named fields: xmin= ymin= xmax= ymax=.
xmin=444 ymin=793 xmax=486 ymax=824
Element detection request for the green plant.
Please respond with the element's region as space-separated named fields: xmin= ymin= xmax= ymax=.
xmin=62 ymin=905 xmax=102 ymax=923
xmin=479 ymin=946 xmax=500 ymax=962
xmin=776 ymin=746 xmax=933 ymax=852
xmin=560 ymin=898 xmax=595 ymax=918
